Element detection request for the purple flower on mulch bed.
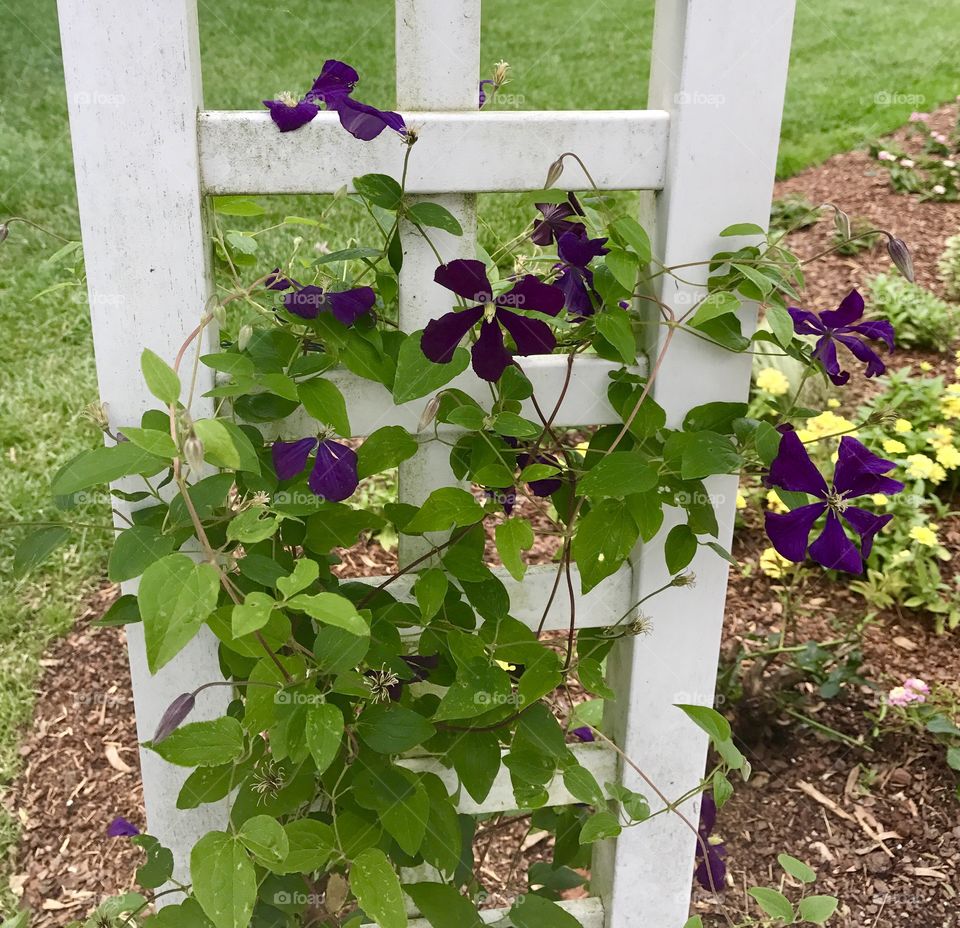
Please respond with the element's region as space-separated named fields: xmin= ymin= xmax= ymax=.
xmin=264 ymin=59 xmax=405 ymax=141
xmin=788 ymin=289 xmax=895 ymax=386
xmin=694 ymin=795 xmax=727 ymax=891
xmin=764 ymin=429 xmax=903 ymax=574
xmin=107 ymin=817 xmax=140 ymax=838
xmin=283 ymin=285 xmax=375 ymax=326
xmin=421 ymin=259 xmax=565 ymax=382
xmin=272 ymin=437 xmax=359 ymax=502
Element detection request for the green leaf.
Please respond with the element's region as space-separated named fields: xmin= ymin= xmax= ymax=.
xmin=405 ymin=487 xmax=485 ymax=534
xmin=298 ymin=378 xmax=351 ymax=437
xmin=579 ymin=452 xmax=658 ymax=498
xmin=579 ymin=810 xmax=621 ymax=843
xmin=678 ymin=431 xmax=742 ymax=480
xmin=766 ymin=304 xmax=795 ymax=348
xmin=510 ymin=894 xmax=583 ymax=928
xmin=947 ymin=746 xmax=960 ymax=771
xmin=664 ymin=524 xmax=697 ymax=573
xmin=356 ymin=705 xmax=435 ymax=753
xmin=212 ymin=196 xmax=265 ymax=216
xmin=350 ymin=848 xmax=407 ymax=928
xmin=141 ymin=348 xmax=181 ymax=405
xmin=226 ymin=507 xmax=279 ymax=544
xmin=596 ymin=307 xmax=636 ymax=364
xmin=131 ymin=834 xmax=174 ymax=889
xmin=94 ymin=594 xmax=141 ymax=627
xmin=778 ymin=854 xmax=816 ymax=883
xmin=192 ymin=419 xmax=261 ymax=474
xmin=231 ymin=592 xmax=275 ymax=637
xmin=108 ymin=525 xmax=177 ymax=582
xmin=14 ymin=526 xmax=70 ymax=576
xmin=191 ymin=832 xmax=257 ymax=928
xmin=354 ymin=173 xmax=404 ymax=211
xmin=414 ymin=568 xmax=448 ymax=621
xmin=747 ymin=887 xmax=794 ymax=922
xmin=405 ymin=884 xmax=483 ymax=928
xmin=52 ymin=442 xmax=167 ymax=495
xmin=357 ymin=426 xmax=418 ymax=479
xmin=605 ymin=247 xmax=639 ymax=291
xmin=276 ymin=558 xmax=320 ymax=599
xmin=682 ymin=401 xmax=748 ymax=435
xmin=138 ymin=554 xmax=220 ymax=672
xmin=573 ymin=498 xmax=639 ymax=593
xmin=689 ymin=291 xmax=740 ymax=327
xmin=495 ymin=518 xmax=534 ymax=582
xmin=287 ymin=592 xmax=369 ymax=636
xmin=449 ymin=731 xmax=501 ymax=803
xmin=720 ymin=222 xmax=765 ymax=237
xmin=120 ymin=426 xmax=178 ymax=459
xmin=406 ymin=202 xmax=464 ymax=236
xmin=177 ymin=764 xmax=236 ymax=809
xmin=798 ymin=895 xmax=839 ymax=924
xmin=277 ymin=819 xmax=335 ymax=873
xmin=305 ymin=702 xmax=344 ymax=774
xmin=611 ymin=216 xmax=652 ymax=263
xmin=676 ymin=703 xmax=731 ymax=744
xmin=393 ymin=332 xmax=469 ymax=404
xmin=150 ymin=717 xmax=244 ymax=767
xmin=683 ymin=918 xmax=704 ymax=928
xmin=238 ymin=814 xmax=288 ymax=866
xmin=563 ymin=764 xmax=605 ymax=805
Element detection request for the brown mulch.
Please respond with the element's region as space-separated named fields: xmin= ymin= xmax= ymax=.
xmin=6 ymin=106 xmax=960 ymax=925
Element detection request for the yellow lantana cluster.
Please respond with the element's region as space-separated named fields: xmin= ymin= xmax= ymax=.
xmin=908 ymin=524 xmax=939 ymax=547
xmin=755 ymin=368 xmax=790 ymax=396
xmin=905 ymin=453 xmax=946 ymax=484
xmin=759 ymin=547 xmax=792 ymax=578
xmin=941 ymin=383 xmax=960 ymax=419
xmin=795 ymin=411 xmax=855 ymax=443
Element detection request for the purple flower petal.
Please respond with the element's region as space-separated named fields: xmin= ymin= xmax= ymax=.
xmin=764 ymin=502 xmax=827 ymax=562
xmin=788 ymin=306 xmax=825 ymax=336
xmin=820 ymin=289 xmax=864 ymax=328
xmin=497 ymin=308 xmax=556 ymax=356
xmin=308 ymin=439 xmax=358 ymax=501
xmin=434 ymin=259 xmax=493 ymax=303
xmin=572 ymin=725 xmax=595 ymax=742
xmin=808 ymin=510 xmax=864 ymax=573
xmin=327 ymin=287 xmax=376 ymax=326
xmin=107 ymin=817 xmax=140 ymax=838
xmin=847 ymin=319 xmax=895 ymax=351
xmin=695 ymin=843 xmax=727 ymax=891
xmin=153 ymin=692 xmax=196 ymax=743
xmin=336 ymin=97 xmax=406 ymax=141
xmin=531 ymin=202 xmax=585 ymax=246
xmin=699 ymin=794 xmax=718 ymax=834
xmin=421 ymin=306 xmax=484 ymax=364
xmin=813 ymin=336 xmax=850 ymax=386
xmin=557 ymin=231 xmax=609 ymax=268
xmin=834 ymin=333 xmax=887 ymax=378
xmin=478 ymin=79 xmax=494 ymax=108
xmin=496 ymin=275 xmax=565 ymax=316
xmin=767 ymin=430 xmax=829 ymax=497
xmin=307 ymin=59 xmax=358 ymax=107
xmin=284 ymin=285 xmax=327 ymax=319
xmin=272 ymin=437 xmax=317 ymax=480
xmin=841 ymin=507 xmax=892 ymax=561
xmin=833 ymin=436 xmax=903 ymax=498
xmin=265 ymin=268 xmax=299 ymax=291
xmin=471 ymin=319 xmax=514 ymax=382
xmin=555 ymin=266 xmax=595 ymax=319
xmin=263 ymin=98 xmax=320 ymax=132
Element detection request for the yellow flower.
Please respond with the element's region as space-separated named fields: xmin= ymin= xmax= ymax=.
xmin=943 ymin=395 xmax=960 ymax=420
xmin=827 ymin=398 xmax=841 ymax=409
xmin=909 ymin=525 xmax=939 ymax=546
xmin=882 ymin=439 xmax=907 ymax=454
xmin=936 ymin=445 xmax=960 ymax=469
xmin=871 ymin=493 xmax=889 ymax=506
xmin=765 ymin=490 xmax=788 ymax=513
xmin=954 ymin=365 xmax=960 ymax=380
xmin=894 ymin=419 xmax=913 ymax=433
xmin=930 ymin=425 xmax=954 ymax=448
xmin=796 ymin=411 xmax=855 ymax=444
xmin=759 ymin=547 xmax=791 ymax=579
xmin=736 ymin=491 xmax=747 ymax=510
xmin=905 ymin=454 xmax=946 ymax=483
xmin=919 ymin=361 xmax=933 ymax=372
xmin=755 ymin=368 xmax=790 ymax=396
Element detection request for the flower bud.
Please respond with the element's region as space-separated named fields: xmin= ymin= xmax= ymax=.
xmin=886 ymin=236 xmax=915 ymax=282
xmin=418 ymin=395 xmax=441 ymax=432
xmin=237 ymin=324 xmax=253 ymax=352
xmin=493 ymin=60 xmax=511 ymax=86
xmin=544 ymin=156 xmax=565 ymax=189
xmin=212 ymin=304 xmax=227 ymax=326
xmin=152 ymin=692 xmax=196 ymax=743
xmin=183 ymin=434 xmax=205 ymax=472
xmin=832 ymin=207 xmax=851 ymax=242
xmin=672 ymin=571 xmax=697 ymax=588
xmin=82 ymin=401 xmax=111 ymax=432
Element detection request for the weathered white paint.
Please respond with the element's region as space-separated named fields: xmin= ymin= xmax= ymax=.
xmin=591 ymin=3 xmax=797 ymax=926
xmin=198 ymin=110 xmax=669 ymax=195
xmin=56 ymin=0 xmax=227 ymax=890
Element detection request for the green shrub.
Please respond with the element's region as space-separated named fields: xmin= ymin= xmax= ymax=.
xmin=938 ymin=233 xmax=960 ymax=301
xmin=865 ymin=272 xmax=958 ymax=350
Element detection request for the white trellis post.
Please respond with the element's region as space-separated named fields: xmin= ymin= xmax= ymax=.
xmin=58 ymin=0 xmax=795 ymax=923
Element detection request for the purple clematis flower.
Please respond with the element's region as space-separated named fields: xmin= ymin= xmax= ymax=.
xmin=531 ymin=194 xmax=586 ymax=247
xmin=421 ymin=259 xmax=565 ymax=382
xmin=572 ymin=726 xmax=595 ymax=743
xmin=694 ymin=795 xmax=727 ymax=891
xmin=272 ymin=437 xmax=359 ymax=501
xmin=764 ymin=429 xmax=903 ymax=574
xmin=554 ymin=230 xmax=609 ymax=319
xmin=264 ymin=60 xmax=406 ymax=141
xmin=107 ymin=817 xmax=140 ymax=838
xmin=283 ymin=285 xmax=375 ymax=326
xmin=788 ymin=290 xmax=895 ymax=386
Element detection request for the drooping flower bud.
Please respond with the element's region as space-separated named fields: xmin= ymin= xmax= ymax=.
xmin=418 ymin=395 xmax=441 ymax=432
xmin=152 ymin=692 xmax=196 ymax=743
xmin=237 ymin=324 xmax=254 ymax=352
xmin=832 ymin=207 xmax=851 ymax=242
xmin=183 ymin=433 xmax=205 ymax=472
xmin=544 ymin=156 xmax=565 ymax=189
xmin=886 ymin=236 xmax=915 ymax=282
xmin=212 ymin=304 xmax=227 ymax=326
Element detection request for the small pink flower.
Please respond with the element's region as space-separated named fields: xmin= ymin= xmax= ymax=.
xmin=904 ymin=677 xmax=930 ymax=699
xmin=909 ymin=111 xmax=930 ymax=123
xmin=877 ymin=150 xmax=896 ymax=162
xmin=887 ymin=686 xmax=915 ymax=707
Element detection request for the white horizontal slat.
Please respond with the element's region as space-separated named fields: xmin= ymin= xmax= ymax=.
xmin=198 ymin=110 xmax=669 ymax=194
xmin=363 ymin=896 xmax=604 ymax=928
xmin=250 ymin=355 xmax=645 ymax=439
xmin=399 ymin=743 xmax=617 ymax=815
xmin=358 ymin=563 xmax=633 ymax=633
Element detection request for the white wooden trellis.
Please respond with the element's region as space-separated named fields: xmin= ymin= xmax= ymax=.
xmin=57 ymin=1 xmax=795 ymax=925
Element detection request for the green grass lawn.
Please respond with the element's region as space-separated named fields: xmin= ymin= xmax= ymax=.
xmin=1 ymin=0 xmax=959 ymax=915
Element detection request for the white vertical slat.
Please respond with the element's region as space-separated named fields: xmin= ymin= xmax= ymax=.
xmin=57 ymin=0 xmax=227 ymax=886
xmin=394 ymin=0 xmax=481 ymax=563
xmin=593 ymin=3 xmax=796 ymax=925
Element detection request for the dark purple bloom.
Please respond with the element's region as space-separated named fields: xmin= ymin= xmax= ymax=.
xmin=572 ymin=726 xmax=595 ymax=742
xmin=107 ymin=817 xmax=140 ymax=838
xmin=272 ymin=437 xmax=359 ymax=501
xmin=555 ymin=230 xmax=609 ymax=319
xmin=485 ymin=486 xmax=518 ymax=515
xmin=764 ymin=429 xmax=903 ymax=574
xmin=283 ymin=285 xmax=375 ymax=326
xmin=788 ymin=290 xmax=895 ymax=386
xmin=386 ymin=654 xmax=441 ymax=701
xmin=694 ymin=795 xmax=727 ymax=891
xmin=421 ymin=259 xmax=564 ymax=382
xmin=530 ymin=195 xmax=585 ymax=247
xmin=153 ymin=692 xmax=196 ymax=743
xmin=264 ymin=60 xmax=406 ymax=141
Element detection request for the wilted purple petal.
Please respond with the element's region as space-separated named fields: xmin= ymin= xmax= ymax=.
xmin=497 ymin=308 xmax=556 ymax=356
xmin=272 ymin=437 xmax=317 ymax=480
xmin=107 ymin=817 xmax=140 ymax=838
xmin=153 ymin=692 xmax=196 ymax=743
xmin=263 ymin=98 xmax=319 ymax=132
xmin=308 ymin=439 xmax=358 ymax=501
xmin=421 ymin=306 xmax=484 ymax=364
xmin=555 ymin=266 xmax=595 ymax=319
xmin=327 ymin=287 xmax=376 ymax=326
xmin=284 ymin=285 xmax=327 ymax=319
xmin=306 ymin=59 xmax=358 ymax=107
xmin=695 ymin=843 xmax=727 ymax=891
xmin=808 ymin=510 xmax=864 ymax=573
xmin=572 ymin=726 xmax=595 ymax=742
xmin=336 ymin=97 xmax=406 ymax=141
xmin=557 ymin=231 xmax=609 ymax=269
xmin=471 ymin=319 xmax=514 ymax=382
xmin=434 ymin=259 xmax=494 ymax=303
xmin=478 ymin=79 xmax=494 ymax=109
xmin=764 ymin=502 xmax=827 ymax=562
xmin=766 ymin=430 xmax=829 ymax=497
